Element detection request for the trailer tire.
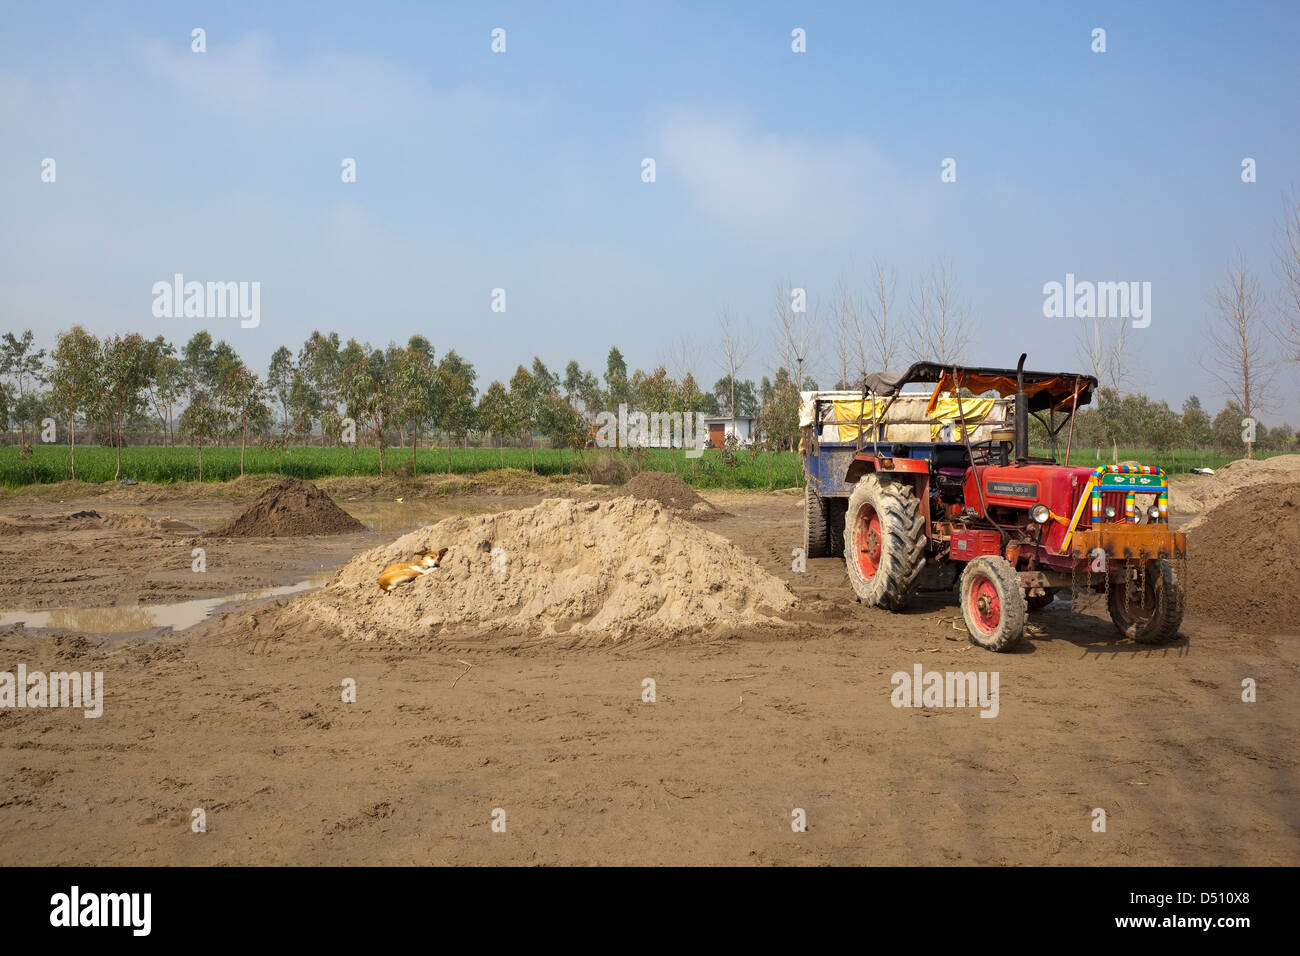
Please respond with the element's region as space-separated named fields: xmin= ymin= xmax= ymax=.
xmin=1108 ymin=559 xmax=1184 ymax=644
xmin=803 ymin=483 xmax=829 ymax=559
xmin=960 ymin=555 xmax=1027 ymax=652
xmin=844 ymin=474 xmax=926 ymax=611
xmin=828 ymin=498 xmax=847 ymax=557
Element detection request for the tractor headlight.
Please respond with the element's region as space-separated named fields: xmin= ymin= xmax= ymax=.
xmin=1104 ymin=505 xmax=1117 ymax=520
xmin=1030 ymin=504 xmax=1051 ymax=525
xmin=1147 ymin=505 xmax=1161 ymax=522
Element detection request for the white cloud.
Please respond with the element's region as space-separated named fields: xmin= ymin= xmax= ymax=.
xmin=657 ymin=112 xmax=934 ymax=246
xmin=134 ymin=32 xmax=473 ymax=123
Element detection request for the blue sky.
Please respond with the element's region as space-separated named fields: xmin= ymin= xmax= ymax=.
xmin=3 ymin=1 xmax=1298 ymax=421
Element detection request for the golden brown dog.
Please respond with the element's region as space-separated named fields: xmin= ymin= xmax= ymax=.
xmin=377 ymin=547 xmax=448 ymax=592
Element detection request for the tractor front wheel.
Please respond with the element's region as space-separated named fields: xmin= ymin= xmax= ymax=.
xmin=1108 ymin=559 xmax=1184 ymax=644
xmin=1026 ymin=589 xmax=1057 ymax=611
xmin=844 ymin=474 xmax=926 ymax=611
xmin=959 ymin=555 xmax=1028 ymax=652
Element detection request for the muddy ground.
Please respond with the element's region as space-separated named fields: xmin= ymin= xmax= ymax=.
xmin=0 ymin=483 xmax=1296 ymax=865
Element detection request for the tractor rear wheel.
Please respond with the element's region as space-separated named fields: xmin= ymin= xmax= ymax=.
xmin=844 ymin=474 xmax=927 ymax=611
xmin=1108 ymin=559 xmax=1184 ymax=644
xmin=959 ymin=555 xmax=1028 ymax=652
xmin=803 ymin=483 xmax=828 ymax=559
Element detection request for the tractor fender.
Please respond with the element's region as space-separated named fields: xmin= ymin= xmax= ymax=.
xmin=846 ymin=453 xmax=929 ymax=484
xmin=845 ymin=454 xmax=932 ymax=539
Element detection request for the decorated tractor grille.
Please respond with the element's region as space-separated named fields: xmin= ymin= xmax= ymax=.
xmin=1063 ymin=464 xmax=1169 ymax=552
xmin=1088 ymin=464 xmax=1169 ymax=525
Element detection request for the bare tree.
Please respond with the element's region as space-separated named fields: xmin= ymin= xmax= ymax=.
xmin=1203 ymin=257 xmax=1276 ymax=458
xmin=831 ymin=273 xmax=859 ymax=389
xmin=772 ymin=280 xmax=821 ymax=393
xmin=866 ymin=259 xmax=902 ymax=374
xmin=831 ymin=259 xmax=902 ymax=390
xmin=716 ymin=306 xmax=757 ymax=436
xmin=908 ymin=260 xmax=972 ymax=365
xmin=663 ymin=333 xmax=700 ymax=384
xmin=1275 ymin=189 xmax=1300 ymax=363
xmin=1074 ymin=314 xmax=1129 ymax=394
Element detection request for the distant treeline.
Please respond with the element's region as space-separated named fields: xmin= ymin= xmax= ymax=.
xmin=1 ymin=327 xmax=1294 ymax=483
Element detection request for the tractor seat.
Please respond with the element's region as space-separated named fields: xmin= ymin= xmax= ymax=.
xmin=932 ymin=463 xmax=968 ymax=501
xmin=930 ymin=444 xmax=973 ymax=470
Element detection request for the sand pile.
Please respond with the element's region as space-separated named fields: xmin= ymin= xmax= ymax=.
xmin=1171 ymin=454 xmax=1300 ymax=531
xmin=1185 ymin=480 xmax=1300 ymax=632
xmin=210 ymin=478 xmax=363 ymax=537
xmin=622 ymin=471 xmax=725 ymax=521
xmin=288 ymin=496 xmax=795 ymax=645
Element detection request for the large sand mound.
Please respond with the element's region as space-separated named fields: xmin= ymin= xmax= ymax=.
xmin=622 ymin=471 xmax=725 ymax=520
xmin=288 ymin=496 xmax=795 ymax=645
xmin=210 ymin=478 xmax=363 ymax=537
xmin=1185 ymin=480 xmax=1300 ymax=632
xmin=1171 ymin=454 xmax=1300 ymax=531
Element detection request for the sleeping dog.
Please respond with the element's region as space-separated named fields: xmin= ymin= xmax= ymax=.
xmin=377 ymin=547 xmax=448 ymax=592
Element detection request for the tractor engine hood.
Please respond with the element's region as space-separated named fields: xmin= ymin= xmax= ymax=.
xmin=964 ymin=463 xmax=1095 ymax=528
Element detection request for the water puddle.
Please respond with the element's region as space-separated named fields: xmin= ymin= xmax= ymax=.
xmin=0 ymin=572 xmax=333 ymax=635
xmin=180 ymin=516 xmax=225 ymax=531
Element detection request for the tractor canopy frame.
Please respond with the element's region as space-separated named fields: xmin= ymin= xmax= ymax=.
xmin=850 ymin=358 xmax=1099 ymax=465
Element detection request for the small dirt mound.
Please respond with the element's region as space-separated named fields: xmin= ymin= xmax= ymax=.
xmin=1185 ymin=480 xmax=1300 ymax=632
xmin=100 ymin=514 xmax=196 ymax=533
xmin=0 ymin=512 xmax=196 ymax=534
xmin=286 ymin=496 xmax=794 ymax=645
xmin=622 ymin=471 xmax=725 ymax=521
xmin=210 ymin=478 xmax=364 ymax=537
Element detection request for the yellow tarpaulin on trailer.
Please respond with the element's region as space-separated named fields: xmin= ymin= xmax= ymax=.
xmin=830 ymin=399 xmax=888 ymax=442
xmin=927 ymin=396 xmax=997 ymax=441
xmin=830 ymin=396 xmax=997 ymax=441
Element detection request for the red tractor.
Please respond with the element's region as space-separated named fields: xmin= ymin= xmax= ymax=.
xmin=803 ymin=355 xmax=1186 ymax=651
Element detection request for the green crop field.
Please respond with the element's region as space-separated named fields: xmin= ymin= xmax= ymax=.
xmin=0 ymin=442 xmax=1287 ymax=491
xmin=0 ymin=443 xmax=809 ymax=490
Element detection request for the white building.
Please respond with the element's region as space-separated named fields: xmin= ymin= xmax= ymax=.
xmin=702 ymin=414 xmax=756 ymax=447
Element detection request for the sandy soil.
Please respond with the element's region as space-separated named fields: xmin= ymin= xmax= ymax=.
xmin=0 ymin=484 xmax=1296 ymax=866
xmin=0 ymin=501 xmax=377 ymax=612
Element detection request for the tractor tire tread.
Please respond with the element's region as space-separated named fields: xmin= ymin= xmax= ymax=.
xmin=960 ymin=555 xmax=1028 ymax=652
xmin=1110 ymin=559 xmax=1185 ymax=644
xmin=845 ymin=475 xmax=927 ymax=612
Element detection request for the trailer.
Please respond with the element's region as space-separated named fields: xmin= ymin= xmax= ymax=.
xmin=800 ymin=387 xmax=1013 ymax=558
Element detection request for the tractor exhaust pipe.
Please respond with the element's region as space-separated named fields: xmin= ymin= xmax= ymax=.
xmin=1014 ymin=353 xmax=1029 ymax=463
